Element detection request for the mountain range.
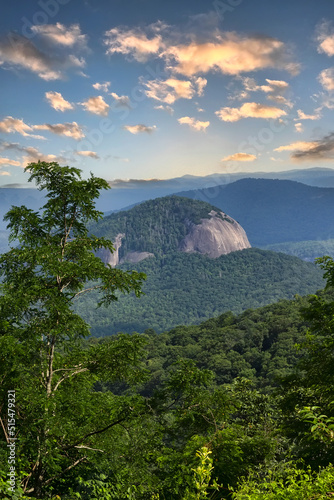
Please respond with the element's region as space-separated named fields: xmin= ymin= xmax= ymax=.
xmin=73 ymin=196 xmax=325 ymax=336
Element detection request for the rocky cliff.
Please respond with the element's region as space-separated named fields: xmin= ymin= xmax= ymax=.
xmin=179 ymin=210 xmax=251 ymax=257
xmin=95 ymin=200 xmax=251 ymax=267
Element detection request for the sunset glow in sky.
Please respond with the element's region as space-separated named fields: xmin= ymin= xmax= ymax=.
xmin=1 ymin=0 xmax=334 ymax=186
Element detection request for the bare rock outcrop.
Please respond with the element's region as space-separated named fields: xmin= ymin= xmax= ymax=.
xmin=120 ymin=251 xmax=154 ymax=264
xmin=179 ymin=210 xmax=251 ymax=258
xmin=96 ymin=233 xmax=125 ymax=267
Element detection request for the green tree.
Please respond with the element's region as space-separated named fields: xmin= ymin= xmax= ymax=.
xmin=0 ymin=162 xmax=146 ymax=498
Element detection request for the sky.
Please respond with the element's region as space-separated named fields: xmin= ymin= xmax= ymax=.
xmin=0 ymin=0 xmax=334 ymax=187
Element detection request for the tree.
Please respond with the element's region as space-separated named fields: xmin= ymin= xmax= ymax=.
xmin=0 ymin=162 xmax=147 ymax=497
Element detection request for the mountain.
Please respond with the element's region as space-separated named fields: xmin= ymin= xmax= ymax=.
xmin=91 ymin=196 xmax=251 ymax=265
xmin=1 ymin=168 xmax=334 ymax=231
xmin=178 ymin=178 xmax=334 ymax=247
xmin=73 ymin=196 xmax=325 ymax=336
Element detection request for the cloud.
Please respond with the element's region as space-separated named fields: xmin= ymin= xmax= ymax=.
xmin=80 ymin=96 xmax=109 ymax=116
xmin=30 ymin=23 xmax=88 ymax=49
xmin=294 ymin=123 xmax=303 ymax=133
xmin=34 ymin=122 xmax=84 ymax=140
xmin=316 ymin=21 xmax=334 ymax=56
xmin=154 ymin=104 xmax=174 ymax=114
xmin=0 ymin=141 xmax=66 ymax=166
xmin=215 ymin=102 xmax=287 ymax=122
xmin=0 ymin=116 xmax=44 ymax=139
xmin=142 ymin=77 xmax=204 ymax=104
xmin=0 ymin=170 xmax=10 ymax=176
xmin=234 ymin=77 xmax=292 ymax=106
xmin=275 ymin=134 xmax=334 ymax=161
xmin=45 ymin=91 xmax=74 ymax=112
xmin=93 ymin=81 xmax=111 ymax=92
xmin=164 ymin=33 xmax=299 ymax=77
xmin=104 ymin=23 xmax=165 ymax=62
xmin=123 ymin=124 xmax=156 ymax=134
xmin=0 ymin=28 xmax=87 ymax=80
xmin=178 ymin=116 xmax=210 ymax=131
xmin=296 ymin=109 xmax=321 ymax=120
xmin=0 ymin=157 xmax=21 ymax=166
xmin=76 ymin=150 xmax=99 ymax=159
xmin=221 ymin=153 xmax=256 ymax=162
xmin=103 ymin=23 xmax=299 ymax=77
xmin=110 ymin=92 xmax=131 ymax=108
xmin=318 ymin=67 xmax=334 ymax=91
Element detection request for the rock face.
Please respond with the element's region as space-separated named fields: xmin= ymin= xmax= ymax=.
xmin=120 ymin=251 xmax=154 ymax=264
xmin=96 ymin=233 xmax=124 ymax=267
xmin=179 ymin=210 xmax=251 ymax=258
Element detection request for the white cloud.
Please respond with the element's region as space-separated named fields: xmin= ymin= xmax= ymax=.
xmin=142 ymin=77 xmax=201 ymax=104
xmin=80 ymin=96 xmax=109 ymax=116
xmin=30 ymin=23 xmax=88 ymax=49
xmin=215 ymin=102 xmax=286 ymax=122
xmin=294 ymin=122 xmax=303 ymax=133
xmin=318 ymin=67 xmax=334 ymax=91
xmin=76 ymin=150 xmax=99 ymax=159
xmin=164 ymin=34 xmax=299 ymax=77
xmin=178 ymin=116 xmax=210 ymax=131
xmin=221 ymin=153 xmax=256 ymax=162
xmin=34 ymin=122 xmax=84 ymax=140
xmin=93 ymin=81 xmax=111 ymax=92
xmin=104 ymin=23 xmax=165 ymax=62
xmin=0 ymin=116 xmax=44 ymax=139
xmin=45 ymin=91 xmax=74 ymax=112
xmin=110 ymin=92 xmax=131 ymax=108
xmin=123 ymin=124 xmax=156 ymax=134
xmin=0 ymin=28 xmax=87 ymax=80
xmin=274 ymin=141 xmax=318 ymax=152
xmin=0 ymin=157 xmax=21 ymax=166
xmin=296 ymin=109 xmax=321 ymax=120
xmin=316 ymin=21 xmax=334 ymax=56
xmin=154 ymin=104 xmax=174 ymax=114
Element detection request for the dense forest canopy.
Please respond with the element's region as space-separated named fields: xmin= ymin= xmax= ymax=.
xmin=1 ymin=163 xmax=334 ymax=499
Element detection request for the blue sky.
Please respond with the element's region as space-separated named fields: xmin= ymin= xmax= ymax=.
xmin=0 ymin=0 xmax=334 ymax=186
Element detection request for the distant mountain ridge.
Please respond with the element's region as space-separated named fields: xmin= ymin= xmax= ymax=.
xmin=178 ymin=178 xmax=334 ymax=246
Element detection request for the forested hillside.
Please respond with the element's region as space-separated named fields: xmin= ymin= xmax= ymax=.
xmin=75 ymin=248 xmax=324 ymax=335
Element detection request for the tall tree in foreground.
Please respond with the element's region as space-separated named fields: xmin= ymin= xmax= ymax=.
xmin=0 ymin=162 xmax=146 ymax=498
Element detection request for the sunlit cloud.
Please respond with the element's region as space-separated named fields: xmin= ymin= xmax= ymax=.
xmin=45 ymin=91 xmax=74 ymax=112
xmin=215 ymin=102 xmax=286 ymax=122
xmin=123 ymin=124 xmax=156 ymax=134
xmin=276 ymin=133 xmax=334 ymax=161
xmin=110 ymin=92 xmax=131 ymax=108
xmin=30 ymin=23 xmax=88 ymax=49
xmin=221 ymin=152 xmax=256 ymax=161
xmin=164 ymin=34 xmax=299 ymax=77
xmin=104 ymin=23 xmax=165 ymax=62
xmin=76 ymin=150 xmax=99 ymax=159
xmin=0 ymin=116 xmax=45 ymax=139
xmin=80 ymin=96 xmax=109 ymax=116
xmin=318 ymin=67 xmax=334 ymax=91
xmin=154 ymin=104 xmax=174 ymax=114
xmin=142 ymin=77 xmax=204 ymax=104
xmin=93 ymin=81 xmax=111 ymax=92
xmin=34 ymin=122 xmax=85 ymax=140
xmin=0 ymin=32 xmax=86 ymax=80
xmin=296 ymin=109 xmax=321 ymax=120
xmin=0 ymin=157 xmax=21 ymax=166
xmin=294 ymin=122 xmax=303 ymax=133
xmin=274 ymin=141 xmax=319 ymax=152
xmin=0 ymin=170 xmax=10 ymax=176
xmin=316 ymin=20 xmax=334 ymax=56
xmin=178 ymin=116 xmax=210 ymax=131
